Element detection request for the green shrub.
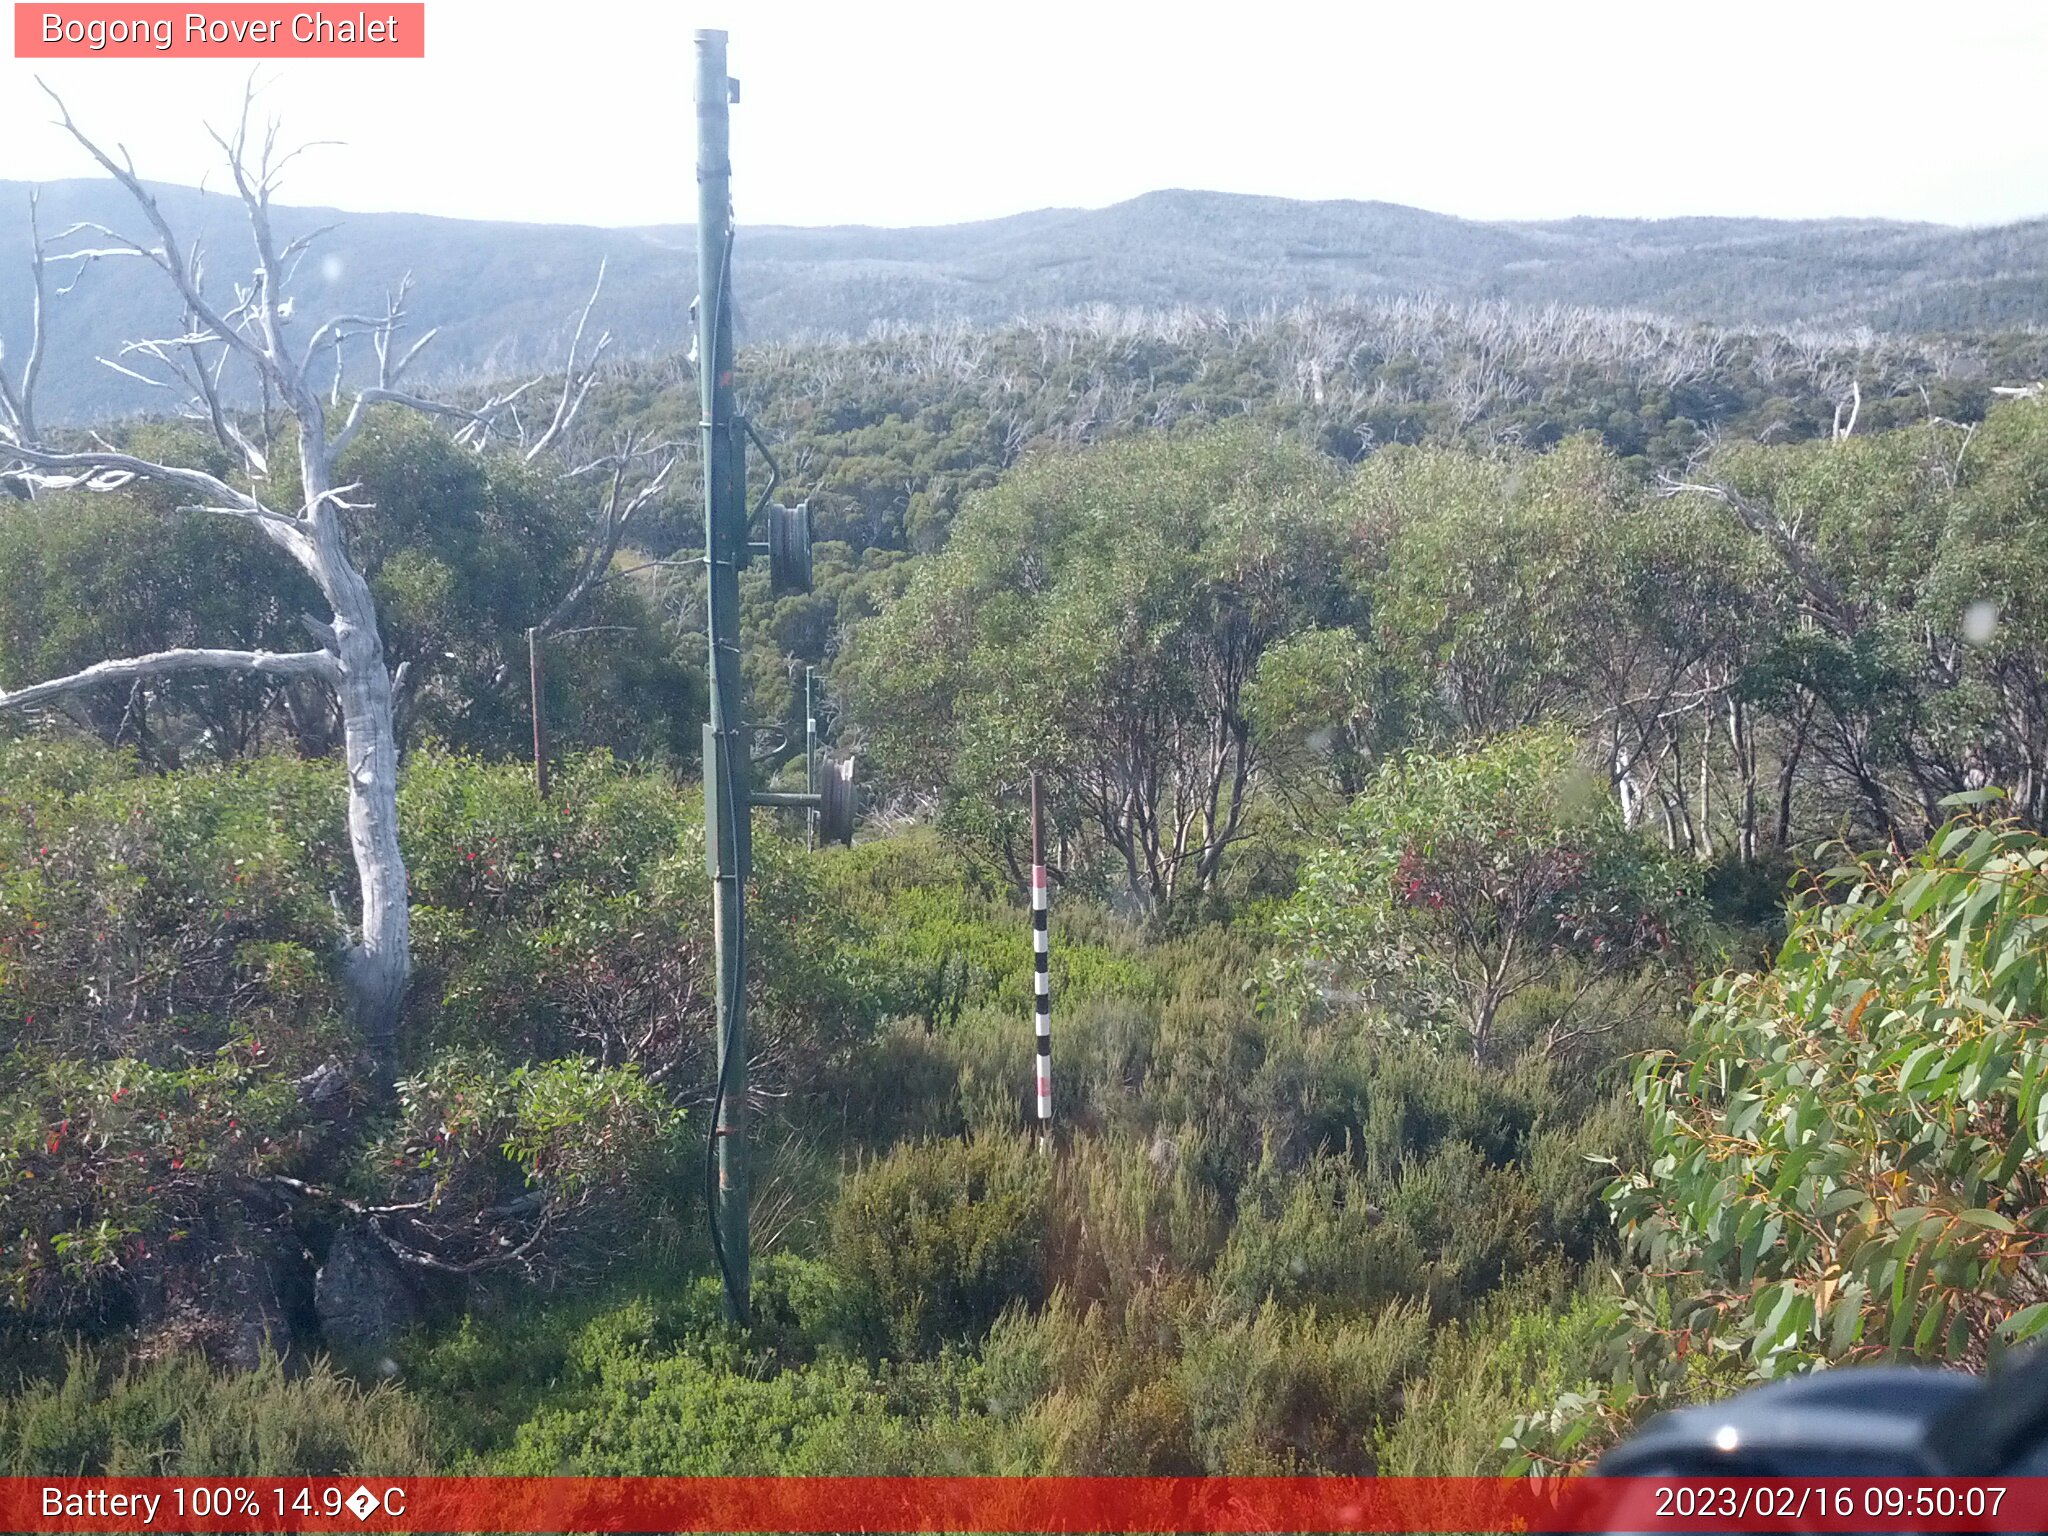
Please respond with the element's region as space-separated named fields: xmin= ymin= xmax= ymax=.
xmin=1377 ymin=1265 xmax=1612 ymax=1475
xmin=983 ymin=1286 xmax=1202 ymax=1475
xmin=1274 ymin=730 xmax=1700 ymax=1062
xmin=1380 ymin=1140 xmax=1542 ymax=1320
xmin=0 ymin=1047 xmax=311 ymax=1318
xmin=830 ymin=1135 xmax=1050 ymax=1356
xmin=1213 ymin=1151 xmax=1421 ymax=1320
xmin=1181 ymin=1299 xmax=1432 ymax=1473
xmin=1043 ymin=1132 xmax=1227 ymax=1309
xmin=0 ymin=1351 xmax=432 ymax=1476
xmin=1610 ymin=810 xmax=2048 ymax=1379
xmin=0 ymin=743 xmax=364 ymax=1318
xmin=993 ymin=1284 xmax=1431 ymax=1473
xmin=360 ymin=1050 xmax=687 ymax=1284
xmin=820 ymin=830 xmax=1168 ymax=1034
xmin=492 ymin=1347 xmax=999 ymax=1475
xmin=0 ymin=740 xmax=349 ymax=1067
xmin=829 ymin=1022 xmax=967 ymax=1147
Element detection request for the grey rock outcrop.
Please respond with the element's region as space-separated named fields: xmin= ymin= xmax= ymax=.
xmin=314 ymin=1226 xmax=417 ymax=1359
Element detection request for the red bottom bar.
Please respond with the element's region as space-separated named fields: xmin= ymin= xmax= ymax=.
xmin=4 ymin=1476 xmax=2045 ymax=1533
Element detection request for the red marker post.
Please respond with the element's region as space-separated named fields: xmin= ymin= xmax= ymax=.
xmin=1030 ymin=771 xmax=1052 ymax=1140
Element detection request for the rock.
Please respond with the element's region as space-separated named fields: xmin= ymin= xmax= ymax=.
xmin=210 ymin=1249 xmax=295 ymax=1370
xmin=314 ymin=1226 xmax=417 ymax=1358
xmin=295 ymin=1058 xmax=354 ymax=1121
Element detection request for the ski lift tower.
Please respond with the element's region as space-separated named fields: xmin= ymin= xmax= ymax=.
xmin=695 ymin=28 xmax=855 ymax=1324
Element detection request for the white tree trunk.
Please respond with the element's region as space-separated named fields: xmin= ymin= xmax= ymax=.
xmin=0 ymin=90 xmax=547 ymax=1080
xmin=295 ymin=337 xmax=453 ymax=1064
xmin=328 ymin=542 xmax=411 ymax=1061
xmin=4 ymin=88 xmax=640 ymax=1075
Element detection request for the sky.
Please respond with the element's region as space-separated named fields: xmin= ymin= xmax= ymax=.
xmin=4 ymin=0 xmax=2048 ymax=230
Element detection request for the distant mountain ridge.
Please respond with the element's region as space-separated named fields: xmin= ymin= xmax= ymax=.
xmin=3 ymin=179 xmax=2045 ymax=422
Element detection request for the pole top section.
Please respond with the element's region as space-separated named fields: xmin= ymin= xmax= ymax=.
xmin=695 ymin=30 xmax=739 ymax=104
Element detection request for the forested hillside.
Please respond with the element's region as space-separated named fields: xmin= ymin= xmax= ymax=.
xmin=8 ymin=177 xmax=2048 ymax=420
xmin=5 ymin=143 xmax=2048 ymax=1479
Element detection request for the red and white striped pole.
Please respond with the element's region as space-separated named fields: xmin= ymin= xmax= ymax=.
xmin=1030 ymin=771 xmax=1052 ymax=1141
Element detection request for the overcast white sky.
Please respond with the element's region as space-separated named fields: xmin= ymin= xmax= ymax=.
xmin=5 ymin=0 xmax=2048 ymax=230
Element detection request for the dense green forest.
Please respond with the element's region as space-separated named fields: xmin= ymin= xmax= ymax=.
xmin=5 ymin=266 xmax=2048 ymax=1477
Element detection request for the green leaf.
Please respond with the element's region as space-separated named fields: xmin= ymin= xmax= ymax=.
xmin=1956 ymin=1208 xmax=2016 ymax=1233
xmin=1938 ymin=788 xmax=2008 ymax=809
xmin=2003 ymin=1303 xmax=2048 ymax=1344
xmin=1821 ymin=1186 xmax=1871 ymax=1219
xmin=1914 ymin=1294 xmax=1947 ymax=1354
xmin=1828 ymin=1282 xmax=1867 ymax=1357
xmin=1897 ymin=1044 xmax=1944 ymax=1093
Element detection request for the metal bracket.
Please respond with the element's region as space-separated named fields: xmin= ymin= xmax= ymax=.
xmin=750 ymin=754 xmax=855 ymax=846
xmin=743 ymin=416 xmax=780 ymax=524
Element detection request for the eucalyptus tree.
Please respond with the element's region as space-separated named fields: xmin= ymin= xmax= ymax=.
xmin=1347 ymin=436 xmax=1795 ymax=862
xmin=1665 ymin=402 xmax=2048 ymax=840
xmin=0 ymin=443 xmax=315 ymax=765
xmin=1245 ymin=625 xmax=1405 ymax=818
xmin=0 ymin=81 xmax=702 ymax=1075
xmin=1276 ymin=731 xmax=1699 ymax=1064
xmin=1608 ymin=807 xmax=2048 ymax=1378
xmin=846 ymin=425 xmax=1349 ymax=913
xmin=1347 ymin=441 xmax=1601 ymax=742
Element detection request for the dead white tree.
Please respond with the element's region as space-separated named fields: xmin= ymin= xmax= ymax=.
xmin=0 ymin=86 xmax=530 ymax=1076
xmin=538 ymin=433 xmax=680 ymax=633
xmin=0 ymin=189 xmax=47 ymax=496
xmin=496 ymin=259 xmax=682 ymax=638
xmin=1832 ymin=378 xmax=1862 ymax=441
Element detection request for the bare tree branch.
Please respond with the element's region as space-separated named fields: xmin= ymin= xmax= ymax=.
xmin=0 ymin=440 xmax=303 ymax=546
xmin=1832 ymin=378 xmax=1862 ymax=441
xmin=7 ymin=88 xmax=664 ymax=1071
xmin=188 ymin=319 xmax=270 ymax=476
xmin=330 ymin=385 xmax=498 ymax=460
xmin=1659 ymin=473 xmax=1850 ymax=627
xmin=201 ymin=84 xmax=310 ymax=406
xmin=0 ymin=189 xmax=48 ymax=456
xmin=523 ymin=260 xmax=613 ymax=463
xmin=539 ymin=435 xmax=680 ymax=634
xmin=0 ymin=646 xmax=339 ymax=712
xmin=12 ymin=83 xmax=421 ymax=1069
xmin=38 ymin=79 xmax=280 ymax=388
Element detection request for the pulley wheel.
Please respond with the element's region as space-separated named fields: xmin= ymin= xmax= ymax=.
xmin=768 ymin=500 xmax=813 ymax=595
xmin=818 ymin=755 xmax=856 ymax=846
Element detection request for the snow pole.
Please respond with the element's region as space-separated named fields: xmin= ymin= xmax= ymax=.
xmin=1030 ymin=771 xmax=1052 ymax=1144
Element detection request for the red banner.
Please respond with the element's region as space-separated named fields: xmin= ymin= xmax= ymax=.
xmin=2 ymin=1476 xmax=2047 ymax=1533
xmin=13 ymin=4 xmax=424 ymax=57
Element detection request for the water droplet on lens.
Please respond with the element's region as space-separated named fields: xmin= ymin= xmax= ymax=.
xmin=1963 ymin=600 xmax=2000 ymax=647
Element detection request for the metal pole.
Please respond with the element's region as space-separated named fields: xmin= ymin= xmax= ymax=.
xmin=1030 ymin=772 xmax=1052 ymax=1145
xmin=697 ymin=27 xmax=750 ymax=1322
xmin=527 ymin=626 xmax=550 ymax=801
